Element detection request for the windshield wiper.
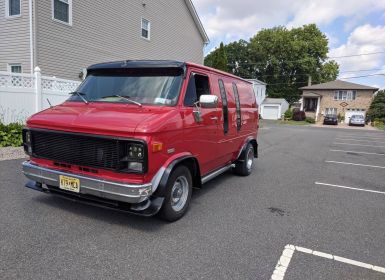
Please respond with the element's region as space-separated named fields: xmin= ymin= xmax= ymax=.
xmin=69 ymin=91 xmax=89 ymax=104
xmin=101 ymin=95 xmax=142 ymax=107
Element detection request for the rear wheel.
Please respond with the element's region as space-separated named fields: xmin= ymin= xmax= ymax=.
xmin=158 ymin=165 xmax=192 ymax=222
xmin=234 ymin=143 xmax=254 ymax=176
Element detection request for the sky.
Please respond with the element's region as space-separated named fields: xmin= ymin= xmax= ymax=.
xmin=193 ymin=0 xmax=385 ymax=90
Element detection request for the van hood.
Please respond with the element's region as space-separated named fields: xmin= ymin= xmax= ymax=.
xmin=26 ymin=102 xmax=175 ymax=136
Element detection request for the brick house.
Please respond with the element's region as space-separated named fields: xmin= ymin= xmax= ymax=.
xmin=299 ymin=80 xmax=378 ymax=123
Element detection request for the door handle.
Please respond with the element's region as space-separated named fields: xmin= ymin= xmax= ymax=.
xmin=210 ymin=116 xmax=218 ymax=120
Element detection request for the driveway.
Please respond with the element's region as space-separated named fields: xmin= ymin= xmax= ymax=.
xmin=1 ymin=123 xmax=384 ymax=279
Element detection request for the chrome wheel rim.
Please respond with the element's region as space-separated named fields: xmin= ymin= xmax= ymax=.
xmin=246 ymin=148 xmax=254 ymax=171
xmin=171 ymin=176 xmax=189 ymax=212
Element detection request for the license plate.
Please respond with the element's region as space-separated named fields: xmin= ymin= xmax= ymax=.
xmin=59 ymin=175 xmax=80 ymax=193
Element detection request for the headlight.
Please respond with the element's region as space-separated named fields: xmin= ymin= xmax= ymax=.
xmin=22 ymin=129 xmax=33 ymax=156
xmin=128 ymin=144 xmax=144 ymax=159
xmin=118 ymin=142 xmax=147 ymax=173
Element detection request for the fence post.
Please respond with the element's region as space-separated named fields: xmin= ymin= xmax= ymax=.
xmin=34 ymin=66 xmax=42 ymax=112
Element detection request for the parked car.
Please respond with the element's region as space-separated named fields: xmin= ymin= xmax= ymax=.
xmin=22 ymin=60 xmax=259 ymax=221
xmin=323 ymin=114 xmax=338 ymax=125
xmin=349 ymin=114 xmax=365 ymax=126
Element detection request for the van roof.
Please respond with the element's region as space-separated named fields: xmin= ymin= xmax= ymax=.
xmin=87 ymin=60 xmax=251 ymax=84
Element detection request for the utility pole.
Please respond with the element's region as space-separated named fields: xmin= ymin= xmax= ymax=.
xmin=308 ymin=75 xmax=312 ymax=86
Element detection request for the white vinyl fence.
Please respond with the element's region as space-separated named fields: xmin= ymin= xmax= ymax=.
xmin=0 ymin=67 xmax=81 ymax=124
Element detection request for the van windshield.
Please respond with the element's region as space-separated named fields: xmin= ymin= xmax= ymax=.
xmin=68 ymin=70 xmax=183 ymax=106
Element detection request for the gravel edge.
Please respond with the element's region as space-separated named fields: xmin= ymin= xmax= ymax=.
xmin=0 ymin=147 xmax=27 ymax=161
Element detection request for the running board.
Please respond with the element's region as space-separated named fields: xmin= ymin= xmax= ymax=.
xmin=201 ymin=164 xmax=235 ymax=184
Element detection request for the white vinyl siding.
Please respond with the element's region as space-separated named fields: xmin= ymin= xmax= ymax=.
xmin=35 ymin=0 xmax=205 ymax=80
xmin=52 ymin=0 xmax=72 ymax=25
xmin=141 ymin=18 xmax=150 ymax=40
xmin=334 ymin=90 xmax=356 ymax=101
xmin=0 ymin=0 xmax=31 ymax=73
xmin=5 ymin=0 xmax=21 ymax=17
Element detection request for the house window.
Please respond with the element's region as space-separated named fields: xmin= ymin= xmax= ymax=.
xmin=325 ymin=108 xmax=337 ymax=115
xmin=141 ymin=18 xmax=150 ymax=40
xmin=8 ymin=64 xmax=22 ymax=73
xmin=334 ymin=90 xmax=356 ymax=101
xmin=53 ymin=0 xmax=72 ymax=25
xmin=6 ymin=0 xmax=21 ymax=17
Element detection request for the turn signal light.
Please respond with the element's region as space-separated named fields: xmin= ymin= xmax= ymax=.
xmin=152 ymin=142 xmax=163 ymax=153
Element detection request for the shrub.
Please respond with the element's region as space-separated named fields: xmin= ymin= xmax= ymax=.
xmin=305 ymin=117 xmax=315 ymax=124
xmin=0 ymin=122 xmax=24 ymax=147
xmin=292 ymin=110 xmax=306 ymax=121
xmin=337 ymin=113 xmax=344 ymax=122
xmin=284 ymin=109 xmax=293 ymax=120
xmin=368 ymin=90 xmax=385 ymax=121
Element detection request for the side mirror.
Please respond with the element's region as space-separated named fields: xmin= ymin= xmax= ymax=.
xmin=199 ymin=95 xmax=218 ymax=108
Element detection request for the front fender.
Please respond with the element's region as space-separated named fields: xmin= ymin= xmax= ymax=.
xmin=151 ymin=152 xmax=195 ymax=197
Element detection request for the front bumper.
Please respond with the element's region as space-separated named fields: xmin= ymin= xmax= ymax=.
xmin=22 ymin=161 xmax=152 ymax=204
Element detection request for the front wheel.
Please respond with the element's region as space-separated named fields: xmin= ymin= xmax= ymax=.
xmin=158 ymin=165 xmax=192 ymax=222
xmin=234 ymin=143 xmax=254 ymax=176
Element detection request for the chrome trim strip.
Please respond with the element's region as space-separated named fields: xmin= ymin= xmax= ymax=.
xmin=22 ymin=161 xmax=152 ymax=204
xmin=201 ymin=164 xmax=235 ymax=184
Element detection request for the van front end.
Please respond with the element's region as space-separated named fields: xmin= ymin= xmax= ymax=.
xmin=22 ymin=128 xmax=165 ymax=216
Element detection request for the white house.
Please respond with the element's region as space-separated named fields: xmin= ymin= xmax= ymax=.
xmin=247 ymin=79 xmax=266 ymax=110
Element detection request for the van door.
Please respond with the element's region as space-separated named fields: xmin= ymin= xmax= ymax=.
xmin=181 ymin=71 xmax=221 ymax=175
xmin=213 ymin=77 xmax=238 ymax=164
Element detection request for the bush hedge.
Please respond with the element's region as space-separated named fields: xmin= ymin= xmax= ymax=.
xmin=293 ymin=110 xmax=306 ymax=121
xmin=305 ymin=117 xmax=315 ymax=124
xmin=284 ymin=109 xmax=293 ymax=120
xmin=0 ymin=123 xmax=24 ymax=147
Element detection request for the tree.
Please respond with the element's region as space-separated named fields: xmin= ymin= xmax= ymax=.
xmin=208 ymin=42 xmax=228 ymax=72
xmin=249 ymin=24 xmax=339 ymax=103
xmin=367 ymin=90 xmax=385 ymax=122
xmin=205 ymin=39 xmax=253 ymax=77
xmin=204 ymin=24 xmax=339 ymax=104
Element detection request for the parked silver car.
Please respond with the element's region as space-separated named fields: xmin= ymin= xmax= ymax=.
xmin=349 ymin=115 xmax=365 ymax=126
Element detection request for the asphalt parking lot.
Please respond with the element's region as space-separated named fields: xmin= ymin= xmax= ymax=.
xmin=1 ymin=123 xmax=384 ymax=279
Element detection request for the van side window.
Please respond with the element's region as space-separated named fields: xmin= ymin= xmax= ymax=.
xmin=232 ymin=83 xmax=242 ymax=131
xmin=218 ymin=79 xmax=229 ymax=134
xmin=184 ymin=73 xmax=211 ymax=107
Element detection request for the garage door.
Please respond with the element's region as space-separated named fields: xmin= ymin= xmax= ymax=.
xmin=262 ymin=105 xmax=279 ymax=120
xmin=345 ymin=110 xmax=365 ymax=124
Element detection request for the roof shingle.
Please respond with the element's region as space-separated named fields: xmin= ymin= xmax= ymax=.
xmin=300 ymin=80 xmax=378 ymax=91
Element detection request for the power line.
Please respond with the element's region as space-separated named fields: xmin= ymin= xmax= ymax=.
xmin=328 ymin=51 xmax=385 ymax=59
xmin=265 ymin=74 xmax=384 ymax=86
xmin=226 ymin=51 xmax=385 ymax=67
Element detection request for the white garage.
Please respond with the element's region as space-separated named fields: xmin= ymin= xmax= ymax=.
xmin=345 ymin=109 xmax=366 ymax=124
xmin=261 ymin=98 xmax=289 ymax=120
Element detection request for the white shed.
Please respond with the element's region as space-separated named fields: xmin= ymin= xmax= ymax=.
xmin=261 ymin=98 xmax=289 ymax=120
xmin=247 ymin=79 xmax=267 ymax=111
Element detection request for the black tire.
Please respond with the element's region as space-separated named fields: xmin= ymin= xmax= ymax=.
xmin=158 ymin=165 xmax=192 ymax=222
xmin=234 ymin=143 xmax=254 ymax=176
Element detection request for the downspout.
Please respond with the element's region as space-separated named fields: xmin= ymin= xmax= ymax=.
xmin=29 ymin=0 xmax=34 ymax=74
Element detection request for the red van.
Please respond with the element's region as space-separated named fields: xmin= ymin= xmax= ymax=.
xmin=22 ymin=60 xmax=259 ymax=221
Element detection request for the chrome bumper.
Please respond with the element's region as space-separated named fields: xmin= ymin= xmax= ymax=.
xmin=22 ymin=161 xmax=152 ymax=204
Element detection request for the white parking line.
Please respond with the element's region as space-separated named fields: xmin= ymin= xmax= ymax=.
xmin=337 ymin=134 xmax=385 ymax=140
xmin=271 ymin=244 xmax=385 ymax=280
xmin=338 ymin=135 xmax=385 ymax=140
xmin=315 ymin=182 xmax=385 ymax=195
xmin=333 ymin=142 xmax=385 ymax=148
xmin=325 ymin=160 xmax=385 ymax=169
xmin=335 ymin=138 xmax=385 ymax=144
xmin=330 ymin=149 xmax=385 ymax=156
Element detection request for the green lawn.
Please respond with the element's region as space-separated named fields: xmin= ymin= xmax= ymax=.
xmin=277 ymin=120 xmax=310 ymax=126
xmin=375 ymin=123 xmax=385 ymax=130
